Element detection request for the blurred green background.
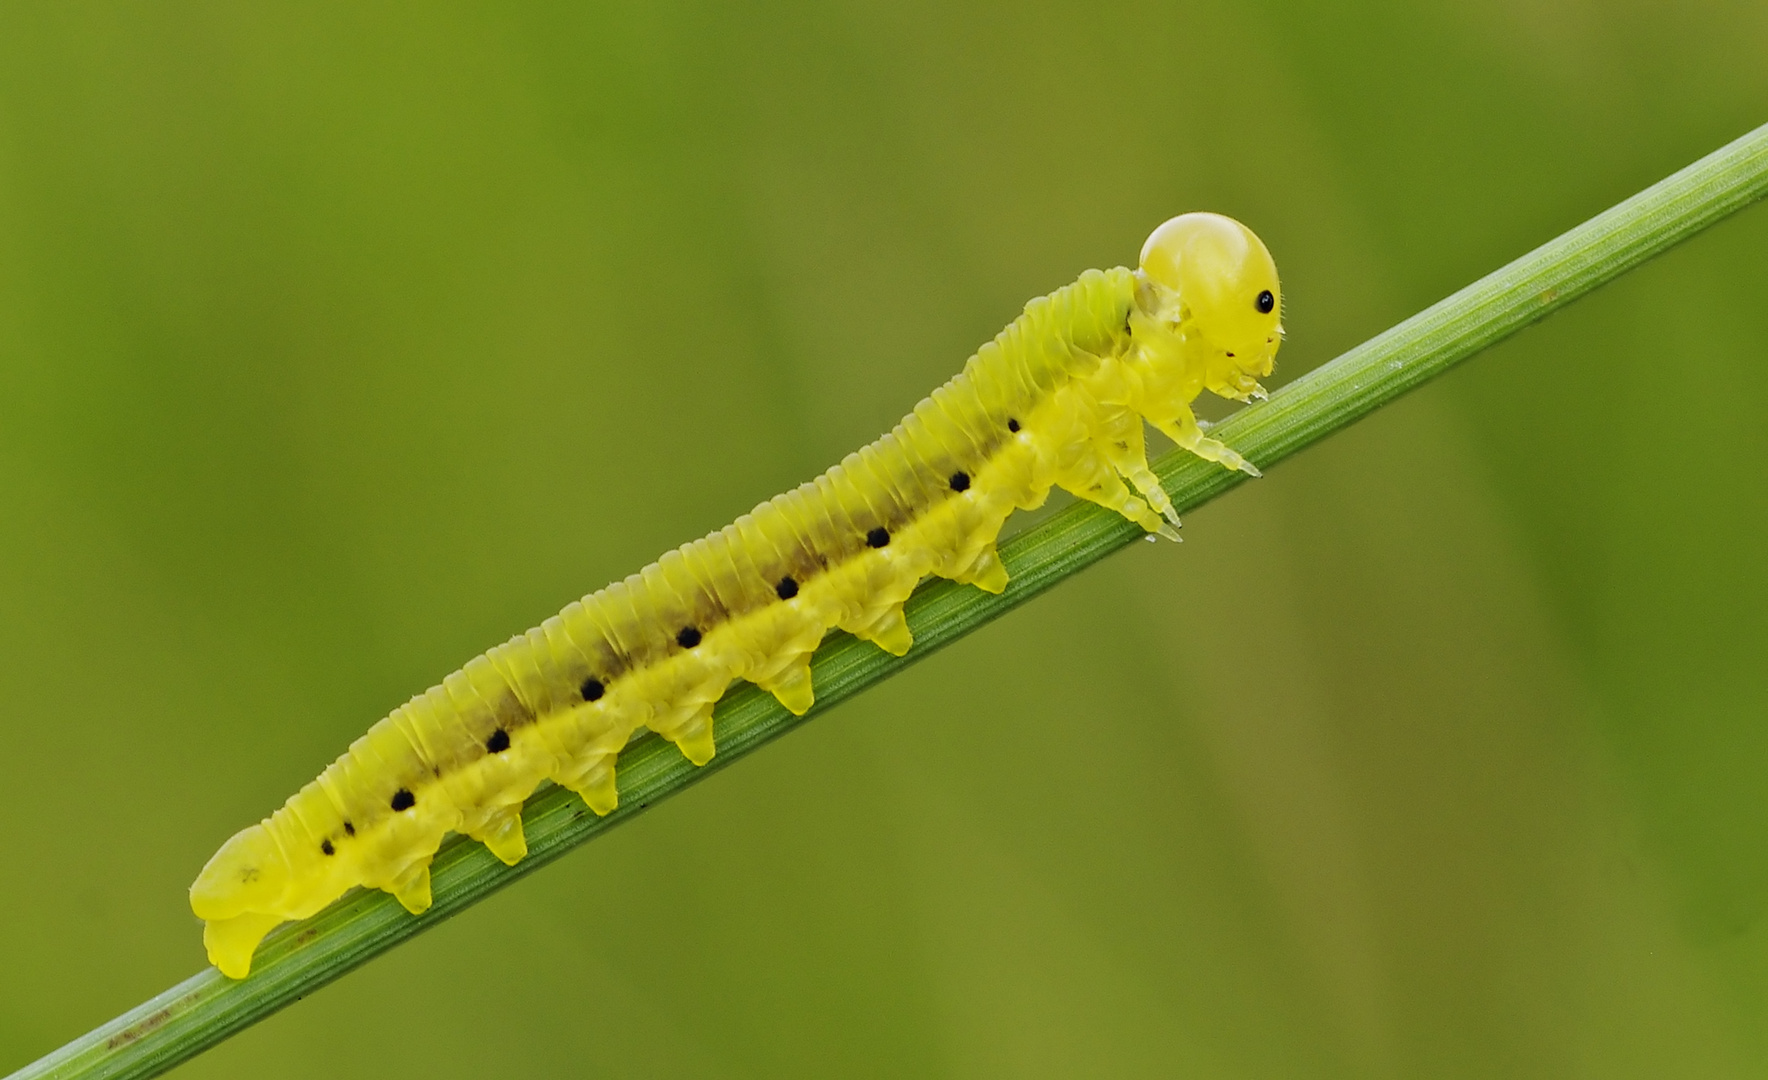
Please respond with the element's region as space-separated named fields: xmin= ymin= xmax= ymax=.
xmin=2 ymin=2 xmax=1766 ymax=1076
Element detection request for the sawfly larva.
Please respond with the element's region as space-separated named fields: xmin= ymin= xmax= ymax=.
xmin=190 ymin=212 xmax=1284 ymax=978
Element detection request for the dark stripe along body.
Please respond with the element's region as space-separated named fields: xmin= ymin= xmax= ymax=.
xmin=191 ymin=214 xmax=1285 ymax=978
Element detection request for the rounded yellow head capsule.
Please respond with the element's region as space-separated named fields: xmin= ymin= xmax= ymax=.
xmin=1139 ymin=212 xmax=1283 ymax=401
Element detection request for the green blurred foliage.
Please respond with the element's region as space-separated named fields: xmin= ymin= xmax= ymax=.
xmin=2 ymin=2 xmax=1765 ymax=1076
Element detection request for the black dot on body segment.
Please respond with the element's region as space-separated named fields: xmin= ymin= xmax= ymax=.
xmin=343 ymin=821 xmax=355 ymax=836
xmin=677 ymin=626 xmax=702 ymax=649
xmin=486 ymin=728 xmax=510 ymax=754
xmin=867 ymin=527 xmax=890 ymax=548
xmin=391 ymin=789 xmax=416 ymax=812
xmin=775 ymin=576 xmax=799 ymax=600
xmin=580 ymin=677 xmax=604 ymax=702
xmin=1007 ymin=419 xmax=1021 ymax=433
xmin=321 ymin=840 xmax=335 ymax=856
xmin=949 ymin=471 xmax=971 ymax=492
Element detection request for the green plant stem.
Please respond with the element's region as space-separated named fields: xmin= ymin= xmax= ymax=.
xmin=13 ymin=121 xmax=1768 ymax=1080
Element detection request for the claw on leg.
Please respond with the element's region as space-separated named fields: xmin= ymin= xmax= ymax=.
xmin=1205 ymin=441 xmax=1262 ymax=477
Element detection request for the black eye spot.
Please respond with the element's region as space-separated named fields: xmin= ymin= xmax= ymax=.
xmin=1256 ymin=289 xmax=1275 ymax=314
xmin=867 ymin=527 xmax=890 ymax=548
xmin=776 ymin=576 xmax=799 ymax=600
xmin=391 ymin=789 xmax=416 ymax=812
xmin=677 ymin=626 xmax=702 ymax=649
xmin=1007 ymin=419 xmax=1021 ymax=433
xmin=580 ymin=677 xmax=604 ymax=701
xmin=486 ymin=728 xmax=510 ymax=754
xmin=343 ymin=821 xmax=355 ymax=836
xmin=949 ymin=471 xmax=971 ymax=492
xmin=321 ymin=840 xmax=335 ymax=856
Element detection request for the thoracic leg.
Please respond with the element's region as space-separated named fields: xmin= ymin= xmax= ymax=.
xmin=1149 ymin=407 xmax=1262 ymax=478
xmin=1093 ymin=410 xmax=1180 ymax=528
xmin=1055 ymin=451 xmax=1179 ymax=540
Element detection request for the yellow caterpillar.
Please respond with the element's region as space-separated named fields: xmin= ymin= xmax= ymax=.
xmin=190 ymin=212 xmax=1283 ymax=979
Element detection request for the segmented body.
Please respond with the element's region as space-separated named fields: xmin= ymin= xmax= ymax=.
xmin=192 ymin=214 xmax=1284 ymax=979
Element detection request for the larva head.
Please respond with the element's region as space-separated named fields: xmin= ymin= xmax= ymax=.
xmin=1139 ymin=212 xmax=1283 ymax=401
xmin=189 ymin=822 xmax=290 ymax=922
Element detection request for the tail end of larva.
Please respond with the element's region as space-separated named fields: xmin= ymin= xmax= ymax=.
xmin=191 ymin=822 xmax=293 ymax=977
xmin=203 ymin=911 xmax=284 ymax=980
